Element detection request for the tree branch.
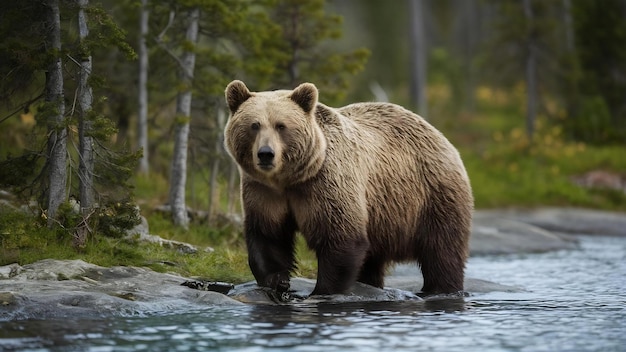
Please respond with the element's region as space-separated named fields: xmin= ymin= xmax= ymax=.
xmin=157 ymin=10 xmax=176 ymax=42
xmin=0 ymin=94 xmax=44 ymax=124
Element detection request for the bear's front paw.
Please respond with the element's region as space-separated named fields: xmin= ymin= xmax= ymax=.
xmin=264 ymin=272 xmax=290 ymax=293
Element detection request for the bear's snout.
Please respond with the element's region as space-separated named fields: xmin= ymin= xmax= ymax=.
xmin=257 ymin=146 xmax=275 ymax=168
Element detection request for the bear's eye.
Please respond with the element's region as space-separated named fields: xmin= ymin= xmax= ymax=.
xmin=251 ymin=122 xmax=260 ymax=131
xmin=276 ymin=123 xmax=286 ymax=131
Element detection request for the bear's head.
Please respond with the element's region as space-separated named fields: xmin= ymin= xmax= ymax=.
xmin=224 ymin=80 xmax=327 ymax=189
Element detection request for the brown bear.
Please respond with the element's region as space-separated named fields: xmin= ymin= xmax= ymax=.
xmin=224 ymin=80 xmax=473 ymax=296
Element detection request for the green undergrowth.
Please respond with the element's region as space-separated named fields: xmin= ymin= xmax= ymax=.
xmin=0 ymin=205 xmax=317 ymax=283
xmin=447 ymin=103 xmax=626 ymax=211
xmin=0 ymin=205 xmax=249 ymax=282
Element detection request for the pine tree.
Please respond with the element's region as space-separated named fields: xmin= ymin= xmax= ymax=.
xmin=43 ymin=0 xmax=68 ymax=226
xmin=137 ymin=0 xmax=150 ymax=174
xmin=409 ymin=0 xmax=428 ymax=116
xmin=255 ymin=0 xmax=370 ymax=104
xmin=169 ymin=6 xmax=199 ymax=229
xmin=0 ymin=0 xmax=141 ymax=242
xmin=77 ymin=0 xmax=95 ymax=239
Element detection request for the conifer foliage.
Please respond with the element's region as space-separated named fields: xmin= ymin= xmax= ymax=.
xmin=0 ymin=0 xmax=140 ymax=245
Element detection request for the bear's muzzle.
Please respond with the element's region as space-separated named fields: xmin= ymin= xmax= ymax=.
xmin=257 ymin=146 xmax=275 ymax=170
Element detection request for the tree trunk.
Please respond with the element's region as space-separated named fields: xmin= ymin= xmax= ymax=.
xmin=169 ymin=7 xmax=199 ymax=229
xmin=137 ymin=0 xmax=150 ymax=174
xmin=208 ymin=108 xmax=226 ymax=222
xmin=461 ymin=0 xmax=477 ymax=112
xmin=77 ymin=0 xmax=94 ymax=211
xmin=562 ymin=0 xmax=574 ymax=53
xmin=408 ymin=0 xmax=428 ymax=117
xmin=523 ymin=0 xmax=537 ymax=141
xmin=45 ymin=0 xmax=67 ymax=226
xmin=227 ymin=161 xmax=238 ymax=215
xmin=76 ymin=0 xmax=94 ymax=246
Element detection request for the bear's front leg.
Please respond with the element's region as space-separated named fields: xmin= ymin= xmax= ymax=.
xmin=310 ymin=237 xmax=369 ymax=295
xmin=245 ymin=211 xmax=297 ymax=293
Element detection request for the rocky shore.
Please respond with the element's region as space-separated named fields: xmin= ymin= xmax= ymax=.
xmin=1 ymin=207 xmax=625 ymax=320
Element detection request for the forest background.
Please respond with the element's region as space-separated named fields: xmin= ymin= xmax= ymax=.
xmin=1 ymin=0 xmax=625 ymax=282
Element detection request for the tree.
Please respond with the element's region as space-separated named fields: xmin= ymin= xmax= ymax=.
xmin=77 ymin=0 xmax=95 ymax=212
xmin=76 ymin=0 xmax=95 ymax=247
xmin=408 ymin=0 xmax=428 ymax=116
xmin=137 ymin=0 xmax=150 ymax=174
xmin=565 ymin=0 xmax=626 ymax=143
xmin=1 ymin=0 xmax=141 ymax=242
xmin=482 ymin=0 xmax=560 ymax=140
xmin=207 ymin=108 xmax=226 ymax=220
xmin=456 ymin=0 xmax=481 ymax=112
xmin=523 ymin=0 xmax=538 ymax=141
xmin=169 ymin=7 xmax=199 ymax=229
xmin=258 ymin=0 xmax=369 ymax=104
xmin=43 ymin=0 xmax=68 ymax=226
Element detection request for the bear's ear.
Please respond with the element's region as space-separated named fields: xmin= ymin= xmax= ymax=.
xmin=289 ymin=83 xmax=318 ymax=114
xmin=225 ymin=80 xmax=252 ymax=114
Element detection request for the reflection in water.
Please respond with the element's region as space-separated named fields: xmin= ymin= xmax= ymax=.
xmin=1 ymin=236 xmax=625 ymax=351
xmin=243 ymin=299 xmax=468 ymax=350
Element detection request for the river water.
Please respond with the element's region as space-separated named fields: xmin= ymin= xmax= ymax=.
xmin=1 ymin=235 xmax=625 ymax=351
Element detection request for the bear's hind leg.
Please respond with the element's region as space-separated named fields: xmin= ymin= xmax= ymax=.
xmin=418 ymin=252 xmax=465 ymax=294
xmin=357 ymin=257 xmax=386 ymax=288
xmin=415 ymin=198 xmax=470 ymax=295
xmin=415 ymin=227 xmax=467 ymax=294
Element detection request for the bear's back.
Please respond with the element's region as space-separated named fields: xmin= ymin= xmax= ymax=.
xmin=318 ymin=102 xmax=456 ymax=160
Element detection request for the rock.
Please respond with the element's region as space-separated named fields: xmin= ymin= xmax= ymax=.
xmin=153 ymin=204 xmax=209 ymax=224
xmin=0 ymin=292 xmax=19 ymax=307
xmin=479 ymin=208 xmax=626 ymax=237
xmin=127 ymin=215 xmax=150 ymax=237
xmin=0 ymin=189 xmax=14 ymax=200
xmin=0 ymin=263 xmax=22 ymax=279
xmin=571 ymin=170 xmax=626 ymax=193
xmin=226 ymin=270 xmax=523 ymax=305
xmin=228 ymin=278 xmax=422 ymax=305
xmin=470 ymin=212 xmax=578 ymax=255
xmin=0 ymin=260 xmax=243 ymax=321
xmin=125 ymin=217 xmax=198 ymax=254
xmin=387 ymin=264 xmax=522 ymax=293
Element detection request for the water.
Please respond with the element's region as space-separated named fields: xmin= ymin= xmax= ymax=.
xmin=1 ymin=235 xmax=625 ymax=352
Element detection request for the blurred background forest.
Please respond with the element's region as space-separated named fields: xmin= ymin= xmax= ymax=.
xmin=1 ymin=0 xmax=626 ymax=253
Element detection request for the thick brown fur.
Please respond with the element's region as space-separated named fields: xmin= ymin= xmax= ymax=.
xmin=224 ymin=80 xmax=473 ymax=296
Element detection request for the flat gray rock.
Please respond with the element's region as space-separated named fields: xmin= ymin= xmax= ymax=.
xmin=471 ymin=212 xmax=578 ymax=255
xmin=388 ymin=264 xmax=522 ymax=293
xmin=478 ymin=208 xmax=626 ymax=237
xmin=468 ymin=208 xmax=626 ymax=256
xmin=228 ymin=277 xmax=423 ymax=305
xmin=0 ymin=259 xmax=243 ymax=321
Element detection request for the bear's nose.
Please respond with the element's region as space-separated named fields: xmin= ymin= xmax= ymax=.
xmin=257 ymin=146 xmax=275 ymax=164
